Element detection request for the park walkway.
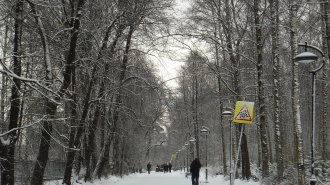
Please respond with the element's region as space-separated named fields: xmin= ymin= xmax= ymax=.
xmin=109 ymin=170 xmax=191 ymax=185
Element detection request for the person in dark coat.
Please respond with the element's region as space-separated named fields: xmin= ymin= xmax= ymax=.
xmin=190 ymin=158 xmax=202 ymax=185
xmin=168 ymin=162 xmax=172 ymax=172
xmin=163 ymin=163 xmax=168 ymax=173
xmin=147 ymin=162 xmax=151 ymax=174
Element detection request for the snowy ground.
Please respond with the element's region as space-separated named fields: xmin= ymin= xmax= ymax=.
xmin=46 ymin=168 xmax=260 ymax=185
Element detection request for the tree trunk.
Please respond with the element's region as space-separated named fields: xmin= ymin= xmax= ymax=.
xmin=321 ymin=0 xmax=329 ymax=161
xmin=192 ymin=58 xmax=199 ymax=160
xmin=0 ymin=21 xmax=9 ymax=129
xmin=290 ymin=1 xmax=306 ymax=184
xmin=269 ymin=0 xmax=284 ymax=181
xmin=84 ymin=91 xmax=103 ymax=182
xmin=113 ymin=25 xmax=134 ymax=176
xmin=212 ymin=4 xmax=227 ymax=173
xmin=254 ymin=0 xmax=269 ymax=178
xmin=83 ymin=16 xmax=125 ymax=183
xmin=223 ymin=0 xmax=251 ymax=179
xmin=31 ymin=0 xmax=85 ymax=184
xmin=1 ymin=1 xmax=23 ymax=184
xmin=93 ymin=128 xmax=113 ymax=179
xmin=240 ymin=124 xmax=251 ymax=180
xmin=62 ymin=66 xmax=78 ymax=185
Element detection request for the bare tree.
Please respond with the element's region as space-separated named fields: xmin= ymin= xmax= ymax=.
xmin=1 ymin=1 xmax=23 ymax=184
xmin=30 ymin=0 xmax=86 ymax=184
xmin=253 ymin=0 xmax=269 ymax=178
xmin=269 ymin=0 xmax=284 ymax=182
xmin=290 ymin=0 xmax=305 ymax=184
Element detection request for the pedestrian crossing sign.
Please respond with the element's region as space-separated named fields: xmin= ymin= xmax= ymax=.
xmin=233 ymin=101 xmax=254 ymax=124
xmin=172 ymin=154 xmax=177 ymax=160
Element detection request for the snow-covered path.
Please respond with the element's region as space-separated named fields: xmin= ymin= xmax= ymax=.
xmin=108 ymin=171 xmax=191 ymax=185
xmin=47 ymin=169 xmax=261 ymax=185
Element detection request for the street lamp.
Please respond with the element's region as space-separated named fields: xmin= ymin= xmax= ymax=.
xmin=185 ymin=142 xmax=189 ymax=171
xmin=190 ymin=137 xmax=196 ymax=159
xmin=295 ymin=42 xmax=325 ymax=185
xmin=175 ymin=151 xmax=178 ymax=171
xmin=201 ymin=126 xmax=210 ymax=182
xmin=222 ymin=109 xmax=233 ymax=185
xmin=178 ymin=149 xmax=182 ymax=171
xmin=182 ymin=146 xmax=186 ymax=172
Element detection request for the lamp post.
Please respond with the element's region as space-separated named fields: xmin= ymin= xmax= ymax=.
xmin=175 ymin=151 xmax=178 ymax=171
xmin=182 ymin=146 xmax=186 ymax=172
xmin=178 ymin=149 xmax=182 ymax=171
xmin=185 ymin=142 xmax=189 ymax=171
xmin=222 ymin=109 xmax=233 ymax=185
xmin=295 ymin=42 xmax=325 ymax=185
xmin=201 ymin=126 xmax=210 ymax=182
xmin=190 ymin=137 xmax=196 ymax=159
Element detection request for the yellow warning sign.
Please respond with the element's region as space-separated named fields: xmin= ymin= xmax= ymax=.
xmin=233 ymin=101 xmax=255 ymax=124
xmin=172 ymin=154 xmax=177 ymax=160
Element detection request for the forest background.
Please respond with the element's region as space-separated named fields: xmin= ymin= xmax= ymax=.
xmin=0 ymin=0 xmax=329 ymax=185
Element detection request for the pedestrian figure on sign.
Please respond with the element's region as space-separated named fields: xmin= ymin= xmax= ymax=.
xmin=168 ymin=162 xmax=172 ymax=172
xmin=190 ymin=158 xmax=201 ymax=185
xmin=147 ymin=162 xmax=151 ymax=174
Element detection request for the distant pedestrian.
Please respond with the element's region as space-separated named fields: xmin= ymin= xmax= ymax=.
xmin=147 ymin=162 xmax=151 ymax=174
xmin=168 ymin=162 xmax=172 ymax=172
xmin=190 ymin=158 xmax=201 ymax=185
xmin=163 ymin=163 xmax=168 ymax=173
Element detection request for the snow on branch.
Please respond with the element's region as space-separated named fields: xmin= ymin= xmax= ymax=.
xmin=0 ymin=58 xmax=62 ymax=105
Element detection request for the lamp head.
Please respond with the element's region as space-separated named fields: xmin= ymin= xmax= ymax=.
xmin=222 ymin=110 xmax=232 ymax=117
xmin=200 ymin=126 xmax=209 ymax=134
xmin=295 ymin=51 xmax=318 ymax=64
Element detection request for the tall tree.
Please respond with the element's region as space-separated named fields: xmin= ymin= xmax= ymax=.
xmin=320 ymin=0 xmax=329 ymax=162
xmin=254 ymin=0 xmax=269 ymax=178
xmin=290 ymin=0 xmax=306 ymax=184
xmin=0 ymin=1 xmax=23 ymax=184
xmin=112 ymin=24 xmax=135 ymax=175
xmin=82 ymin=17 xmax=126 ymax=183
xmin=269 ymin=0 xmax=284 ymax=182
xmin=31 ymin=0 xmax=86 ymax=184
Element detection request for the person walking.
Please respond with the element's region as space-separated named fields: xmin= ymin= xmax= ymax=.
xmin=163 ymin=163 xmax=168 ymax=173
xmin=190 ymin=158 xmax=201 ymax=185
xmin=168 ymin=162 xmax=172 ymax=172
xmin=147 ymin=162 xmax=151 ymax=174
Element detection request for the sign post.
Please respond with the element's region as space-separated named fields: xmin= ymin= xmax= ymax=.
xmin=232 ymin=101 xmax=255 ymax=184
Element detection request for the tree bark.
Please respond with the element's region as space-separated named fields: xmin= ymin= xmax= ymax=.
xmin=222 ymin=0 xmax=251 ymax=179
xmin=254 ymin=0 xmax=269 ymax=178
xmin=269 ymin=0 xmax=284 ymax=181
xmin=113 ymin=25 xmax=134 ymax=175
xmin=31 ymin=0 xmax=85 ymax=184
xmin=240 ymin=124 xmax=251 ymax=180
xmin=1 ymin=1 xmax=23 ymax=184
xmin=93 ymin=128 xmax=113 ymax=179
xmin=289 ymin=1 xmax=306 ymax=184
xmin=62 ymin=63 xmax=78 ymax=185
xmin=321 ymin=0 xmax=329 ymax=161
xmin=84 ymin=18 xmax=126 ymax=181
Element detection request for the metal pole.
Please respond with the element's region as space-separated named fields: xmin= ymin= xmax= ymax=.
xmin=310 ymin=71 xmax=316 ymax=185
xmin=193 ymin=143 xmax=195 ymax=159
xmin=180 ymin=152 xmax=182 ymax=171
xmin=206 ymin=134 xmax=208 ymax=182
xmin=230 ymin=120 xmax=233 ymax=185
xmin=187 ymin=147 xmax=189 ymax=172
xmin=184 ymin=156 xmax=186 ymax=172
